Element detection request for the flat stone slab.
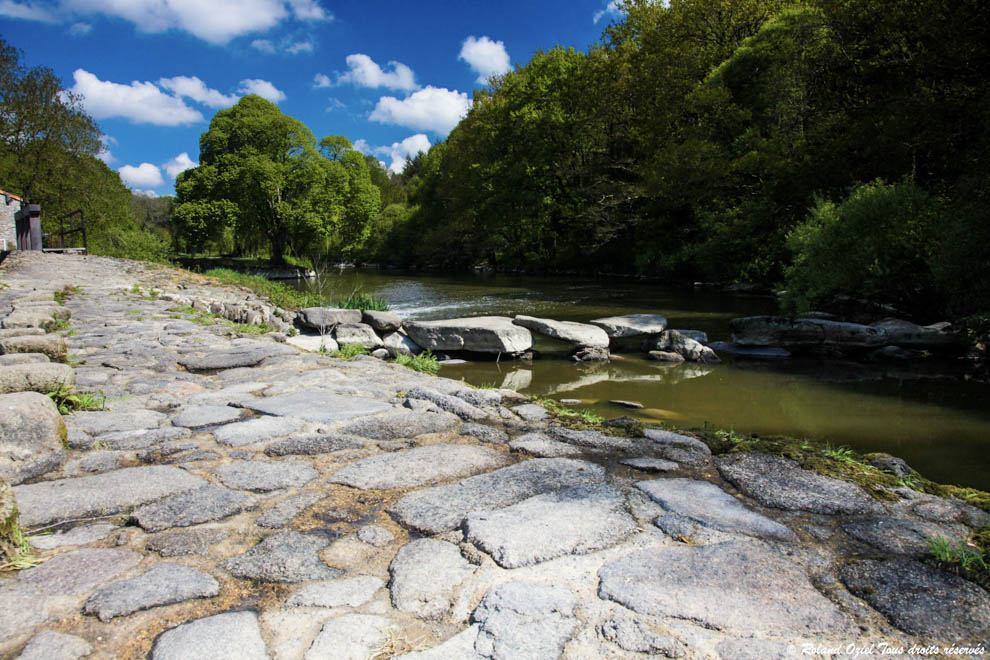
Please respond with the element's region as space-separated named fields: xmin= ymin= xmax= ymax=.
xmin=16 ymin=630 xmax=93 ymax=660
xmin=338 ymin=409 xmax=461 ymax=439
xmin=589 ymin=314 xmax=667 ymax=338
xmin=212 ymin=459 xmax=318 ymax=492
xmin=620 ymin=457 xmax=679 ymax=472
xmin=598 ymin=540 xmax=855 ymax=636
xmin=257 ymin=493 xmax=322 ymax=528
xmin=513 ymin=315 xmax=610 ymax=348
xmin=398 ymin=625 xmax=481 ymax=660
xmin=0 ymin=583 xmax=49 ymax=647
xmin=635 ymin=478 xmax=796 ymax=541
xmin=305 ymin=614 xmax=394 ymax=660
xmin=171 ymin=405 xmax=243 ymax=428
xmin=133 ymin=485 xmax=257 ymax=532
xmin=839 ymin=558 xmax=990 ymax=639
xmin=297 ymin=307 xmax=362 ymax=330
xmin=147 ymin=528 xmax=230 ymax=557
xmin=0 ymin=362 xmax=75 ymax=395
xmin=405 ymin=387 xmax=488 ymax=421
xmin=152 ymin=611 xmax=267 ymax=660
xmin=75 ymin=426 xmax=192 ymax=450
xmin=330 ymin=444 xmax=510 ymax=490
xmin=405 ymin=316 xmax=532 ymax=354
xmin=288 ymin=576 xmax=385 ymax=608
xmin=716 ymin=452 xmax=884 ymax=515
xmin=333 ymin=323 xmax=384 ymax=349
xmin=244 ymin=391 xmax=392 ymax=424
xmin=598 ymin=614 xmax=685 ymax=657
xmin=85 ymin=562 xmax=220 ymax=621
xmin=389 ymin=458 xmax=606 ymax=535
xmin=511 ymin=404 xmax=549 ymax=422
xmin=472 ymin=581 xmax=579 ymax=660
xmin=28 ymin=522 xmax=117 ymax=550
xmin=14 ymin=465 xmax=207 ymax=528
xmin=841 ymin=516 xmax=969 ymax=558
xmin=177 ymin=343 xmax=297 ymax=371
xmin=389 ymin=539 xmax=475 ymax=619
xmin=357 ymin=525 xmax=394 ymax=547
xmin=264 ymin=433 xmax=365 ymax=456
xmin=223 ymin=530 xmax=340 ymax=583
xmin=213 ymin=416 xmax=307 ymax=447
xmin=0 ymin=391 xmax=67 ymax=485
xmin=550 ymin=426 xmax=636 ymax=452
xmin=459 ymin=423 xmax=509 ymax=445
xmin=508 ymin=432 xmax=582 ymax=458
xmin=465 ymin=486 xmax=636 ymax=567
xmin=18 ymin=548 xmax=142 ymax=595
xmin=66 ymin=409 xmax=166 ymax=436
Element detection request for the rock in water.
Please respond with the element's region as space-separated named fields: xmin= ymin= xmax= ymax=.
xmin=0 ymin=391 xmax=67 ymax=485
xmin=588 ymin=314 xmax=667 ymax=338
xmin=333 ymin=323 xmax=384 ymax=349
xmin=512 ymin=315 xmax=610 ymax=348
xmin=405 ymin=316 xmax=532 ymax=354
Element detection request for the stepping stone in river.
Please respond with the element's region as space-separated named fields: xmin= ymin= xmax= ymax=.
xmin=512 ymin=315 xmax=610 ymax=348
xmin=389 ymin=458 xmax=606 ymax=535
xmin=212 ymin=459 xmax=318 ymax=492
xmin=243 ymin=391 xmax=392 ymax=424
xmin=152 ymin=611 xmax=267 ymax=660
xmin=388 ymin=539 xmax=475 ymax=620
xmin=85 ymin=563 xmax=220 ymax=621
xmin=329 ymin=443 xmax=510 ymax=490
xmin=223 ymin=530 xmax=340 ymax=583
xmin=133 ymin=484 xmax=257 ymax=532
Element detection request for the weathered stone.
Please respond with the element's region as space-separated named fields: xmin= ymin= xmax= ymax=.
xmin=513 ymin=315 xmax=609 ymax=348
xmin=390 ymin=458 xmax=607 ymax=535
xmin=465 ymin=486 xmax=636 ymax=568
xmin=840 ymin=558 xmax=990 ymax=638
xmin=405 ymin=387 xmax=488 ymax=421
xmin=589 ymin=314 xmax=667 ymax=338
xmin=357 ymin=524 xmax=394 ymax=547
xmin=133 ymin=485 xmax=256 ymax=531
xmin=18 ymin=548 xmax=142 ymax=595
xmin=511 ymin=403 xmax=549 ymax=422
xmin=223 ymin=530 xmax=339 ymax=583
xmin=472 ymin=581 xmax=578 ymax=660
xmin=0 ymin=352 xmax=49 ymax=366
xmin=286 ymin=333 xmax=338 ymax=353
xmin=549 ymin=426 xmax=636 ymax=452
xmin=305 ymin=614 xmax=394 ymax=660
xmin=598 ymin=615 xmax=684 ymax=657
xmin=331 ymin=443 xmax=509 ymax=490
xmin=75 ymin=426 xmax=191 ymax=451
xmin=0 ymin=363 xmax=75 ymax=395
xmin=716 ymin=453 xmax=883 ymax=515
xmin=256 ymin=493 xmax=322 ymax=528
xmin=636 ymin=478 xmax=796 ymax=541
xmin=647 ymin=350 xmax=686 ymax=363
xmin=599 ymin=540 xmax=855 ymax=636
xmin=171 ymin=405 xmax=243 ymax=428
xmin=178 ymin=343 xmax=297 ymax=371
xmin=730 ymin=316 xmax=887 ymax=349
xmin=66 ymin=409 xmax=165 ymax=436
xmin=571 ymin=346 xmax=610 ymax=361
xmin=0 ymin=583 xmax=48 ymax=647
xmin=0 ymin=392 xmax=67 ymax=485
xmin=13 ymin=466 xmax=207 ymax=528
xmin=1 ymin=478 xmax=19 ymax=566
xmin=0 ymin=328 xmax=46 ymax=339
xmin=1 ymin=310 xmax=60 ymax=332
xmin=871 ymin=318 xmax=963 ymax=350
xmin=842 ymin=516 xmax=969 ymax=558
xmin=382 ymin=331 xmax=422 ymax=356
xmin=397 ymin=625 xmax=482 ymax=660
xmin=244 ymin=391 xmax=392 ymax=424
xmin=213 ymin=459 xmax=318 ymax=492
xmin=509 ymin=432 xmax=582 ymax=458
xmin=333 ymin=323 xmax=384 ymax=349
xmin=85 ymin=562 xmax=220 ymax=622
xmin=297 ymin=307 xmax=362 ymax=331
xmin=362 ymin=310 xmax=402 ymax=332
xmin=620 ymin=457 xmax=678 ymax=472
xmin=27 ymin=522 xmax=116 ymax=550
xmin=265 ymin=432 xmax=365 ymax=456
xmin=868 ymin=454 xmax=914 ymax=478
xmin=152 ymin=611 xmax=267 ymax=660
xmin=289 ymin=576 xmax=385 ymax=608
xmin=146 ymin=528 xmax=230 ymax=557
xmin=643 ymin=330 xmax=721 ymax=363
xmin=213 ymin=415 xmax=307 ymax=447
xmin=16 ymin=630 xmax=93 ymax=660
xmin=453 ymin=388 xmax=502 ymax=407
xmin=459 ymin=423 xmax=509 ymax=444
xmin=716 ymin=639 xmax=801 ymax=660
xmin=389 ymin=539 xmax=475 ymax=619
xmin=405 ymin=316 xmax=532 ymax=354
xmin=0 ymin=334 xmax=67 ymax=361
xmin=78 ymin=450 xmax=121 ymax=473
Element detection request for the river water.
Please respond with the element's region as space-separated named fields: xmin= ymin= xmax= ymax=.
xmin=291 ymin=269 xmax=990 ymax=490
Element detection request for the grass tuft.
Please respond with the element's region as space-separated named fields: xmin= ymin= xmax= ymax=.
xmin=47 ymin=383 xmax=106 ymax=415
xmin=324 ymin=343 xmax=370 ymax=360
xmin=394 ymin=351 xmax=440 ymax=374
xmin=535 ymin=397 xmax=604 ymax=426
xmin=333 ymin=292 xmax=390 ymax=311
xmin=0 ymin=520 xmax=41 ymax=572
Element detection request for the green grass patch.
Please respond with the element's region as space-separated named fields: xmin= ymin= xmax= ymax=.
xmin=394 ymin=350 xmax=440 ymax=375
xmin=333 ymin=292 xmax=390 ymax=311
xmin=927 ymin=528 xmax=989 ymax=588
xmin=324 ymin=343 xmax=370 ymax=360
xmin=53 ymin=284 xmax=80 ymax=305
xmin=47 ymin=383 xmax=106 ymax=415
xmin=204 ymin=268 xmax=322 ymax=310
xmin=535 ymin=397 xmax=605 ymax=427
xmin=1 ymin=519 xmax=41 ymax=572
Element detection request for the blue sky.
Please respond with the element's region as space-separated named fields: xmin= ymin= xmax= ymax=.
xmin=1 ymin=0 xmax=624 ymax=196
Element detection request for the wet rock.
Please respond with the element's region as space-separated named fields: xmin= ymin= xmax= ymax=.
xmin=405 ymin=316 xmax=532 ymax=354
xmin=842 ymin=517 xmax=969 ymax=558
xmin=16 ymin=630 xmax=93 ymax=660
xmin=636 ymin=478 xmax=796 ymax=541
xmin=460 ymin=423 xmax=509 ymax=444
xmin=513 ymin=315 xmax=610 ymax=348
xmin=223 ymin=530 xmax=340 ymax=583
xmin=598 ymin=614 xmax=684 ymax=657
xmin=288 ymin=576 xmax=384 ymax=608
xmin=27 ymin=523 xmax=117 ymax=550
xmin=472 ymin=581 xmax=578 ymax=660
xmin=18 ymin=548 xmax=142 ymax=595
xmin=464 ymin=486 xmax=636 ymax=568
xmin=839 ymin=558 xmax=990 ymax=638
xmin=244 ymin=391 xmax=392 ymax=424
xmin=0 ymin=391 xmax=67 ymax=485
xmin=870 ymin=318 xmax=963 ymax=351
xmin=13 ymin=465 xmax=206 ymax=528
xmin=213 ymin=415 xmax=307 ymax=447
xmin=362 ymin=310 xmax=402 ymax=333
xmin=85 ymin=563 xmax=219 ymax=622
xmin=357 ymin=525 xmax=394 ymax=547
xmin=609 ymin=399 xmax=643 ymax=409
xmin=730 ymin=316 xmax=887 ymax=349
xmin=620 ymin=457 xmax=678 ymax=472
xmin=257 ymin=493 xmax=322 ymax=528
xmin=171 ymin=405 xmax=242 ymax=428
xmin=333 ymin=323 xmax=385 ymax=349
xmin=339 ymin=409 xmax=461 ymax=439
xmin=549 ymin=426 xmax=636 ymax=452
xmin=383 ymin=331 xmax=422 ymax=357
xmin=598 ymin=540 xmax=855 ymax=636
xmin=716 ymin=453 xmax=884 ymax=515
xmin=589 ymin=314 xmax=667 ymax=338
xmin=508 ymin=432 xmax=582 ymax=458
xmin=305 ymin=614 xmax=394 ymax=660
xmin=708 ymin=342 xmax=792 ymax=359
xmin=212 ymin=459 xmax=317 ymax=492
xmin=512 ymin=403 xmax=548 ymax=422
xmin=330 ymin=443 xmax=509 ymax=490
xmin=133 ymin=484 xmax=256 ymax=532
xmin=0 ymin=363 xmax=75 ymax=395
xmin=0 ymin=334 xmax=67 ymax=361
xmin=297 ymin=307 xmax=362 ymax=331
xmin=647 ymin=350 xmax=685 ymax=363
xmin=389 ymin=539 xmax=476 ymax=620
xmin=571 ymin=346 xmax=610 ymax=362
xmin=146 ymin=528 xmax=230 ymax=557
xmin=152 ymin=611 xmax=267 ymax=660
xmin=643 ymin=330 xmax=721 ymax=364
xmin=406 ymin=387 xmax=488 ymax=421
xmin=390 ymin=458 xmax=606 ymax=535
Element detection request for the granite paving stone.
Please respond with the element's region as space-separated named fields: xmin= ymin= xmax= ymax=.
xmin=337 ymin=410 xmax=461 ymax=440
xmin=15 ymin=631 xmax=93 ymax=660
xmin=329 ymin=443 xmax=510 ymax=490
xmin=146 ymin=528 xmax=230 ymax=557
xmin=152 ymin=611 xmax=268 ymax=660
xmin=223 ymin=530 xmax=340 ymax=583
xmin=212 ymin=415 xmax=307 ymax=447
xmin=133 ymin=484 xmax=257 ymax=532
xmin=264 ymin=432 xmax=365 ymax=456
xmin=212 ymin=459 xmax=318 ymax=492
xmin=18 ymin=548 xmax=142 ymax=595
xmin=288 ymin=576 xmax=385 ymax=608
xmin=472 ymin=581 xmax=579 ymax=660
xmin=243 ymin=391 xmax=392 ymax=424
xmin=171 ymin=405 xmax=243 ymax=429
xmin=256 ymin=492 xmax=322 ymax=528
xmin=84 ymin=563 xmax=220 ymax=621
xmin=389 ymin=539 xmax=475 ymax=620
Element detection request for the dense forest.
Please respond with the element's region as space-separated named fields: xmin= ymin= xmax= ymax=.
xmin=2 ymin=0 xmax=989 ymax=321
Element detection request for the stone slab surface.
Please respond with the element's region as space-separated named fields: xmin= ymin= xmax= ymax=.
xmin=244 ymin=391 xmax=392 ymax=424
xmin=472 ymin=581 xmax=578 ymax=660
xmin=213 ymin=416 xmax=307 ymax=447
xmin=65 ymin=409 xmax=165 ymax=436
xmin=338 ymin=410 xmax=461 ymax=440
xmin=620 ymin=457 xmax=679 ymax=472
xmin=212 ymin=459 xmax=318 ymax=492
xmin=357 ymin=524 xmax=394 ymax=547
xmin=27 ymin=523 xmax=117 ymax=550
xmin=513 ymin=315 xmax=609 ymax=348
xmin=330 ymin=443 xmax=509 ymax=490
xmin=389 ymin=539 xmax=475 ymax=620
xmin=85 ymin=562 xmax=220 ymax=621
xmin=223 ymin=530 xmax=340 ymax=583
xmin=15 ymin=630 xmax=93 ymax=660
xmin=152 ymin=611 xmax=268 ymax=660
xmin=264 ymin=433 xmax=365 ymax=456
xmin=288 ymin=576 xmax=385 ymax=608
xmin=171 ymin=405 xmax=243 ymax=429
xmin=146 ymin=528 xmax=230 ymax=557
xmin=18 ymin=548 xmax=142 ymax=595
xmin=405 ymin=387 xmax=488 ymax=421
xmin=304 ymin=614 xmax=394 ymax=660
xmin=841 ymin=516 xmax=969 ymax=558
xmin=588 ymin=314 xmax=667 ymax=338
xmin=133 ymin=484 xmax=256 ymax=532
xmin=508 ymin=432 xmax=582 ymax=458
xmin=257 ymin=493 xmax=322 ymax=528
xmin=405 ymin=316 xmax=532 ymax=354
xmin=598 ymin=614 xmax=685 ymax=656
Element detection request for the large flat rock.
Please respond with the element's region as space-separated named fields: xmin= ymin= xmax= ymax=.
xmin=389 ymin=458 xmax=606 ymax=535
xmin=716 ymin=452 xmax=884 ymax=515
xmin=512 ymin=315 xmax=609 ymax=348
xmin=288 ymin=576 xmax=385 ymax=608
xmin=389 ymin=539 xmax=475 ymax=620
xmin=243 ymin=391 xmax=392 ymax=424
xmin=304 ymin=614 xmax=395 ymax=660
xmin=223 ymin=530 xmax=340 ymax=583
xmin=66 ymin=409 xmax=166 ymax=436
xmin=152 ymin=611 xmax=268 ymax=660
xmin=85 ymin=562 xmax=220 ymax=621
xmin=171 ymin=405 xmax=243 ymax=429
xmin=329 ymin=443 xmax=510 ymax=490
xmin=213 ymin=416 xmax=307 ymax=447
xmin=588 ymin=314 xmax=667 ymax=338
xmin=598 ymin=540 xmax=855 ymax=636
xmin=0 ymin=362 xmax=75 ymax=395
xmin=635 ymin=478 xmax=796 ymax=541
xmin=178 ymin=343 xmax=297 ymax=371
xmin=14 ymin=465 xmax=207 ymax=528
xmin=297 ymin=307 xmax=362 ymax=331
xmin=338 ymin=410 xmax=461 ymax=440
xmin=472 ymin=581 xmax=579 ymax=660
xmin=18 ymin=548 xmax=142 ymax=595
xmin=133 ymin=484 xmax=257 ymax=532
xmin=212 ymin=459 xmax=318 ymax=492
xmin=405 ymin=316 xmax=532 ymax=354
xmin=464 ymin=486 xmax=636 ymax=568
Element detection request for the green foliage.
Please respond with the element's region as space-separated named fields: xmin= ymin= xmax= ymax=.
xmin=47 ymin=383 xmax=106 ymax=415
xmin=326 ymin=343 xmax=370 ymax=359
xmin=203 ymin=268 xmax=321 ymax=310
xmin=333 ymin=292 xmax=390 ymax=311
xmin=535 ymin=397 xmax=604 ymax=425
xmin=394 ymin=351 xmax=440 ymax=375
xmin=0 ymin=519 xmax=40 ymax=572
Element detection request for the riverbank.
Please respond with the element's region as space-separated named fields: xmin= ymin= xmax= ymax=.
xmin=1 ymin=252 xmax=988 ymax=659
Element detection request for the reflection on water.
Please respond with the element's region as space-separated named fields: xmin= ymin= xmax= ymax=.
xmin=292 ymin=269 xmax=990 ymax=490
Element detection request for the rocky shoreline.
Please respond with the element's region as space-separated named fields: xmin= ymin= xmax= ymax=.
xmin=1 ymin=252 xmax=989 ymax=659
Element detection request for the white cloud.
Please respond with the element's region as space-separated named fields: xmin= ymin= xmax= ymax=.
xmin=96 ymin=135 xmax=116 ymax=164
xmin=119 ymin=162 xmax=164 ymax=188
xmin=593 ymin=0 xmax=625 ymax=24
xmin=69 ymin=21 xmax=91 ymax=35
xmin=325 ymin=98 xmax=345 ymax=112
xmin=134 ymin=189 xmax=159 ymax=198
xmin=285 ymin=40 xmax=313 ymax=55
xmin=163 ymin=152 xmax=198 ymax=178
xmin=336 ymin=54 xmax=417 ymax=92
xmin=458 ymin=36 xmax=511 ymax=84
xmin=159 ymin=76 xmax=237 ymax=108
xmin=0 ymin=0 xmax=56 ymax=22
xmin=68 ymin=69 xmax=204 ymax=126
xmin=352 ymin=139 xmax=371 ymax=155
xmin=288 ymin=0 xmax=329 ymax=21
xmin=353 ymin=134 xmax=429 ymax=174
xmin=251 ymin=39 xmax=275 ymax=53
xmin=369 ymin=86 xmax=470 ymax=135
xmin=237 ymin=79 xmax=286 ymax=103
xmin=313 ymin=73 xmax=331 ymax=88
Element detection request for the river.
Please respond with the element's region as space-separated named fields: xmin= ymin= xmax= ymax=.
xmin=290 ymin=268 xmax=990 ymax=490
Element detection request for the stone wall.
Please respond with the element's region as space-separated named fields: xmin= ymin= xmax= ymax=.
xmin=0 ymin=190 xmax=21 ymax=250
